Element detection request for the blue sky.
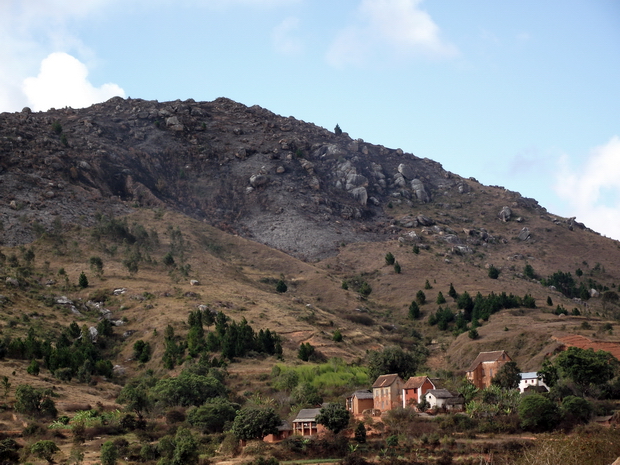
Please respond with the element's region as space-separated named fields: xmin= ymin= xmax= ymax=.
xmin=2 ymin=0 xmax=619 ymax=240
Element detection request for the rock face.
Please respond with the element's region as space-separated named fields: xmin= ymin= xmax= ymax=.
xmin=0 ymin=96 xmax=546 ymax=260
xmin=499 ymin=206 xmax=512 ymax=222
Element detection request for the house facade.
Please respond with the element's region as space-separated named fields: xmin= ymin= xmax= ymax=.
xmin=292 ymin=408 xmax=326 ymax=437
xmin=402 ymin=376 xmax=436 ymax=408
xmin=425 ymin=389 xmax=464 ymax=411
xmin=372 ymin=374 xmax=404 ymax=412
xmin=263 ymin=421 xmax=293 ymax=443
xmin=518 ymin=372 xmax=549 ymax=393
xmin=346 ymin=390 xmax=374 ymax=416
xmin=466 ymin=350 xmax=512 ymax=389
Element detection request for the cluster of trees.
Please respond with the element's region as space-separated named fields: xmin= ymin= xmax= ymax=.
xmin=542 ymin=270 xmax=590 ymax=300
xmin=163 ymin=310 xmax=282 ymax=369
xmin=367 ymin=345 xmax=428 ymax=380
xmin=0 ymin=323 xmax=113 ymax=383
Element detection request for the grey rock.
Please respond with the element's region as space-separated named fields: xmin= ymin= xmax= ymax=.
xmin=393 ymin=173 xmax=407 ymax=188
xmin=249 ymin=174 xmax=268 ymax=188
xmin=411 ymin=179 xmax=430 ymax=203
xmin=398 ymin=163 xmax=415 ymax=179
xmin=88 ymin=326 xmax=98 ymax=341
xmin=350 ymin=187 xmax=368 ymax=206
xmin=517 ymin=227 xmax=531 ymax=241
xmin=499 ymin=206 xmax=512 ymax=222
xmin=416 ymin=215 xmax=434 ymax=226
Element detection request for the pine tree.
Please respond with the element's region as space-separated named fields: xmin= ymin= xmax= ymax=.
xmin=78 ymin=272 xmax=88 ymax=288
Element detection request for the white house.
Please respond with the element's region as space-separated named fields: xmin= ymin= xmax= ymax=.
xmin=425 ymin=389 xmax=464 ymax=411
xmin=518 ymin=372 xmax=549 ymax=393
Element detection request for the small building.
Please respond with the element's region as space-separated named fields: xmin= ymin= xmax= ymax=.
xmin=466 ymin=350 xmax=512 ymax=389
xmin=263 ymin=420 xmax=293 ymax=443
xmin=425 ymin=389 xmax=464 ymax=411
xmin=292 ymin=408 xmax=326 ymax=437
xmin=346 ymin=390 xmax=374 ymax=416
xmin=402 ymin=376 xmax=437 ymax=408
xmin=518 ymin=372 xmax=549 ymax=393
xmin=372 ymin=374 xmax=404 ymax=412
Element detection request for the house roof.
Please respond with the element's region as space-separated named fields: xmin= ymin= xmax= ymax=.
xmin=403 ymin=376 xmax=434 ymax=390
xmin=293 ymin=408 xmax=321 ymax=422
xmin=349 ymin=390 xmax=373 ymax=400
xmin=372 ymin=373 xmax=402 ymax=388
xmin=277 ymin=420 xmax=292 ymax=431
xmin=466 ymin=350 xmax=510 ymax=372
xmin=425 ymin=389 xmax=455 ymax=399
xmin=520 ymin=372 xmax=538 ymax=380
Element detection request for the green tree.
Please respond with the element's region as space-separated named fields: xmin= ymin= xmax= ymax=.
xmin=488 ymin=265 xmax=500 ymax=279
xmin=100 ymin=440 xmax=118 ymax=465
xmin=0 ymin=438 xmax=20 ymax=463
xmin=315 ymin=402 xmax=350 ymax=434
xmin=491 ymin=361 xmax=521 ymax=389
xmin=187 ymin=398 xmax=238 ymax=433
xmin=354 ymin=421 xmax=366 ymax=443
xmin=163 ymin=252 xmax=176 ymax=267
xmin=436 ymin=291 xmax=446 ymax=304
xmin=291 ymin=383 xmax=323 ymax=407
xmin=172 ymin=428 xmax=199 ymax=465
xmin=30 ymin=440 xmax=60 ymax=464
xmin=518 ymin=394 xmax=560 ymax=432
xmin=393 ymin=261 xmax=401 ymax=274
xmin=27 ymin=359 xmax=40 ymax=376
xmin=468 ymin=328 xmax=479 ymax=340
xmin=150 ymin=371 xmax=226 ymax=407
xmin=298 ymin=342 xmax=315 ymax=362
xmin=367 ymin=345 xmax=427 ymax=380
xmin=561 ymin=395 xmax=592 ymax=426
xmin=448 ymin=283 xmax=458 ymax=299
xmin=359 ymin=281 xmax=372 ymax=297
xmin=333 ymin=329 xmax=343 ymax=342
xmin=524 ymin=263 xmax=536 ymax=279
xmin=424 ymin=279 xmax=432 ymax=290
xmin=275 ymin=279 xmax=287 ymax=293
xmin=231 ymin=407 xmax=280 ymax=440
xmin=116 ymin=380 xmax=152 ymax=419
xmin=385 ymin=252 xmax=395 ymax=265
xmin=554 ymin=347 xmax=619 ymax=394
xmin=15 ymin=384 xmax=56 ymax=418
xmin=1 ymin=376 xmax=11 ymax=399
xmin=78 ymin=271 xmax=88 ymax=288
xmin=416 ymin=290 xmax=426 ymax=305
xmin=547 ymin=296 xmax=553 ymax=306
xmin=412 ymin=244 xmax=420 ymax=254
xmin=334 ymin=124 xmax=342 ymax=135
xmin=408 ymin=301 xmax=420 ymax=320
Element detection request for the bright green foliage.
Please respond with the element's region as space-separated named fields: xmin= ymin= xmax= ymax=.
xmin=116 ymin=379 xmax=152 ymax=418
xmin=187 ymin=398 xmax=238 ymax=433
xmin=272 ymin=359 xmax=369 ymax=391
xmin=385 ymin=252 xmax=395 ymax=265
xmin=315 ymin=402 xmax=350 ymax=434
xmin=408 ymin=301 xmax=420 ymax=320
xmin=298 ymin=342 xmax=315 ymax=361
xmin=78 ymin=271 xmax=88 ymax=288
xmin=30 ymin=440 xmax=60 ymax=463
xmin=488 ymin=265 xmax=500 ymax=279
xmin=436 ymin=291 xmax=446 ymax=304
xmin=231 ymin=407 xmax=281 ymax=440
xmin=491 ymin=361 xmax=521 ymax=389
xmin=416 ymin=290 xmax=426 ymax=305
xmin=367 ymin=345 xmax=427 ymax=380
xmin=171 ymin=428 xmax=199 ymax=465
xmin=519 ymin=394 xmax=560 ymax=432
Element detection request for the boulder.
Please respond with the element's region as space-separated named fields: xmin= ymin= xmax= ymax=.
xmin=398 ymin=163 xmax=415 ymax=179
xmin=411 ymin=179 xmax=430 ymax=203
xmin=416 ymin=215 xmax=434 ymax=226
xmin=393 ymin=173 xmax=407 ymax=188
xmin=190 ymin=279 xmax=200 ymax=286
xmin=249 ymin=174 xmax=268 ymax=188
xmin=499 ymin=206 xmax=512 ymax=222
xmin=517 ymin=227 xmax=531 ymax=241
xmin=350 ymin=187 xmax=368 ymax=206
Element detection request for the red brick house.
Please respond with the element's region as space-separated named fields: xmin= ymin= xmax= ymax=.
xmin=346 ymin=390 xmax=374 ymax=416
xmin=466 ymin=350 xmax=512 ymax=389
xmin=372 ymin=374 xmax=403 ymax=412
xmin=263 ymin=421 xmax=293 ymax=443
xmin=402 ymin=376 xmax=436 ymax=408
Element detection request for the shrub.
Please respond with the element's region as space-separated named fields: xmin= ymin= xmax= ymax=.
xmin=416 ymin=290 xmax=426 ymax=305
xmin=78 ymin=271 xmax=88 ymax=288
xmin=436 ymin=291 xmax=446 ymax=304
xmin=488 ymin=265 xmax=500 ymax=279
xmin=519 ymin=394 xmax=560 ymax=432
xmin=298 ymin=343 xmax=315 ymax=362
xmin=408 ymin=301 xmax=420 ymax=320
xmin=333 ymin=330 xmax=343 ymax=342
xmin=393 ymin=261 xmax=401 ymax=274
xmin=51 ymin=121 xmax=62 ymax=134
xmin=101 ymin=440 xmax=118 ymax=465
xmin=468 ymin=329 xmax=479 ymax=340
xmin=30 ymin=440 xmax=59 ymax=463
xmin=276 ymin=279 xmax=287 ymax=293
xmin=424 ymin=279 xmax=432 ymax=290
xmin=334 ymin=124 xmax=342 ymax=135
xmin=412 ymin=244 xmax=420 ymax=254
xmin=385 ymin=252 xmax=395 ymax=265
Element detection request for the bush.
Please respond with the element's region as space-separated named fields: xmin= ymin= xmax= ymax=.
xmin=101 ymin=440 xmax=118 ymax=465
xmin=393 ymin=261 xmax=401 ymax=274
xmin=275 ymin=279 xmax=287 ymax=293
xmin=385 ymin=252 xmax=395 ymax=266
xmin=298 ymin=343 xmax=315 ymax=362
xmin=488 ymin=265 xmax=500 ymax=279
xmin=78 ymin=272 xmax=88 ymax=288
xmin=30 ymin=440 xmax=59 ymax=463
xmin=519 ymin=394 xmax=560 ymax=432
xmin=416 ymin=290 xmax=426 ymax=305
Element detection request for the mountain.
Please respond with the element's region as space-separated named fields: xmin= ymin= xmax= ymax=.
xmin=2 ymin=96 xmax=620 ymax=373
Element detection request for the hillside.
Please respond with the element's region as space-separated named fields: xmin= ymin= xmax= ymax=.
xmin=1 ymin=97 xmax=620 ymax=464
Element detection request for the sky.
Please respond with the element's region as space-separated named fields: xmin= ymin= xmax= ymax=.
xmin=1 ymin=0 xmax=619 ymax=240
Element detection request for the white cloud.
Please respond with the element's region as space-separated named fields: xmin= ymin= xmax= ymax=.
xmin=326 ymin=0 xmax=457 ymax=68
xmin=554 ymin=136 xmax=620 ymax=240
xmin=23 ymin=53 xmax=125 ymax=111
xmin=272 ymin=17 xmax=303 ymax=56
